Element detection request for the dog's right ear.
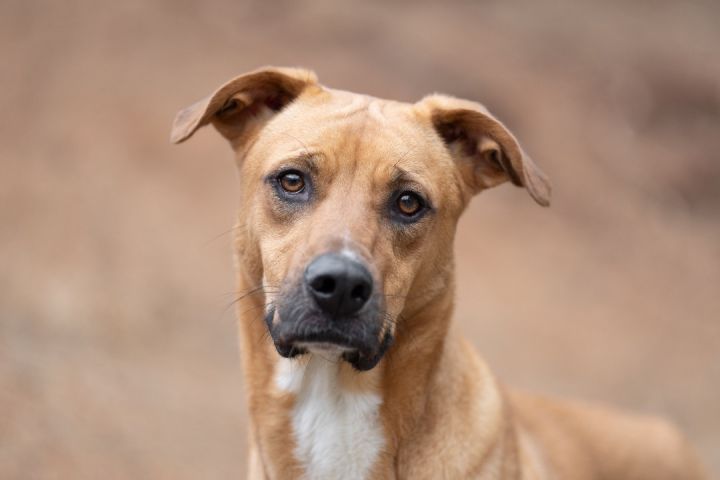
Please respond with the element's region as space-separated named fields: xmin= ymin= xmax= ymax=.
xmin=170 ymin=66 xmax=318 ymax=146
xmin=417 ymin=94 xmax=551 ymax=207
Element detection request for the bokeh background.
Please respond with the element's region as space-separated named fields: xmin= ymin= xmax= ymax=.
xmin=1 ymin=0 xmax=718 ymax=478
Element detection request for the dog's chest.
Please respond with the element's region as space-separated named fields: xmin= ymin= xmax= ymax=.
xmin=275 ymin=356 xmax=385 ymax=480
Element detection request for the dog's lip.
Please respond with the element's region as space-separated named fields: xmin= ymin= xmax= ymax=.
xmin=273 ymin=330 xmax=370 ymax=362
xmin=277 ymin=330 xmax=363 ymax=351
xmin=272 ymin=329 xmax=393 ymax=372
xmin=295 ymin=341 xmax=354 ymax=355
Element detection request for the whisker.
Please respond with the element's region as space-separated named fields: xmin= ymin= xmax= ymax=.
xmin=280 ymin=131 xmax=313 ymax=159
xmin=201 ymin=225 xmax=241 ymax=247
xmin=219 ymin=287 xmax=279 ymax=299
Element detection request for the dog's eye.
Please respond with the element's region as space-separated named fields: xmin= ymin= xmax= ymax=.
xmin=396 ymin=191 xmax=425 ymax=217
xmin=277 ymin=171 xmax=305 ymax=193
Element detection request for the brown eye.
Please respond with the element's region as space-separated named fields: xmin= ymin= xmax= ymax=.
xmin=278 ymin=171 xmax=305 ymax=193
xmin=396 ymin=192 xmax=424 ymax=216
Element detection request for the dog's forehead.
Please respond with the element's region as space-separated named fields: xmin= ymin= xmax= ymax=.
xmin=305 ymin=87 xmax=414 ymax=122
xmin=251 ymin=87 xmax=450 ymax=175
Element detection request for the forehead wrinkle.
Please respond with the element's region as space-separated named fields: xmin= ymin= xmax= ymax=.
xmin=368 ymin=100 xmax=388 ymax=124
xmin=324 ymin=88 xmax=371 ymax=118
xmin=342 ymin=109 xmax=370 ymax=177
xmin=278 ymin=131 xmax=315 ymax=159
xmin=386 ymin=139 xmax=434 ymax=183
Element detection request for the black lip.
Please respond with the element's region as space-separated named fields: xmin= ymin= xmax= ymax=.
xmin=341 ymin=331 xmax=393 ymax=371
xmin=271 ymin=328 xmax=393 ymax=371
xmin=282 ymin=329 xmax=359 ymax=349
xmin=274 ymin=327 xmax=365 ymax=358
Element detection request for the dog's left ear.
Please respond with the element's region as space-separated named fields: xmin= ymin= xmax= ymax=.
xmin=170 ymin=66 xmax=318 ymax=146
xmin=418 ymin=94 xmax=551 ymax=206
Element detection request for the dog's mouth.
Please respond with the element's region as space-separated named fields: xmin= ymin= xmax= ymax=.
xmin=265 ymin=305 xmax=393 ymax=371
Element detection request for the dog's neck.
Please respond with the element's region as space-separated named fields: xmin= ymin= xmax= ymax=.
xmin=272 ymin=352 xmax=386 ymax=479
xmin=236 ymin=272 xmax=517 ymax=479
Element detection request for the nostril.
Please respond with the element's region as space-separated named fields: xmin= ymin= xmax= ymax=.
xmin=350 ymin=284 xmax=368 ymax=302
xmin=311 ymin=275 xmax=336 ymax=295
xmin=305 ymin=253 xmax=373 ymax=316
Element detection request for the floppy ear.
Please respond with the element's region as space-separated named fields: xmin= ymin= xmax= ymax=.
xmin=418 ymin=94 xmax=551 ymax=206
xmin=170 ymin=66 xmax=318 ymax=145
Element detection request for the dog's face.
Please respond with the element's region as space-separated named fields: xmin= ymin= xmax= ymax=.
xmin=172 ymin=67 xmax=550 ymax=371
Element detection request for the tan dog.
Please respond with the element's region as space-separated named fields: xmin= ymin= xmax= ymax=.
xmin=171 ymin=67 xmax=706 ymax=479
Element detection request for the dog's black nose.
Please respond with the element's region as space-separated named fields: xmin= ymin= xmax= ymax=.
xmin=305 ymin=253 xmax=373 ymax=316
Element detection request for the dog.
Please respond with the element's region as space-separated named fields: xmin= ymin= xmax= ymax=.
xmin=171 ymin=67 xmax=706 ymax=479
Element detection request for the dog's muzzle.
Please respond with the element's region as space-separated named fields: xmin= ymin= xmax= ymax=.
xmin=266 ymin=252 xmax=393 ymax=371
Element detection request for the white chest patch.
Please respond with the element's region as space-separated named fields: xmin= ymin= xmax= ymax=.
xmin=275 ymin=355 xmax=385 ymax=480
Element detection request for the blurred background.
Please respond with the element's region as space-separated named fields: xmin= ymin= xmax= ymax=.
xmin=1 ymin=0 xmax=718 ymax=478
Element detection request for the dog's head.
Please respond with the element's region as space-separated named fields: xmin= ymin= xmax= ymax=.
xmin=172 ymin=67 xmax=550 ymax=371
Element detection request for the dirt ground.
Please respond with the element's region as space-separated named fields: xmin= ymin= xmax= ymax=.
xmin=1 ymin=0 xmax=718 ymax=478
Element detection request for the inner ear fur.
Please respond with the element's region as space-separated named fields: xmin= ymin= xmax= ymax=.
xmin=420 ymin=94 xmax=551 ymax=207
xmin=170 ymin=66 xmax=318 ymax=145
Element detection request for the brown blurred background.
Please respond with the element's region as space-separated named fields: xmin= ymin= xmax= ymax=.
xmin=1 ymin=0 xmax=718 ymax=478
